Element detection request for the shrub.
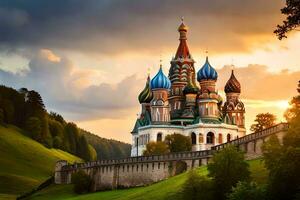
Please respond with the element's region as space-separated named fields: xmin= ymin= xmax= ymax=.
xmin=227 ymin=182 xmax=266 ymax=200
xmin=165 ymin=134 xmax=192 ymax=152
xmin=181 ymin=170 xmax=214 ymax=200
xmin=71 ymin=170 xmax=93 ymax=194
xmin=143 ymin=141 xmax=169 ymax=156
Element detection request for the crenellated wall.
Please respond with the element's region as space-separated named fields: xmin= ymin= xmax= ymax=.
xmin=55 ymin=123 xmax=288 ymax=191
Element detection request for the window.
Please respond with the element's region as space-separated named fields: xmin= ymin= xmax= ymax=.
xmin=157 ymin=133 xmax=162 ymax=142
xmin=206 ymin=132 xmax=215 ymax=144
xmin=227 ymin=134 xmax=231 ymax=142
xmin=218 ymin=134 xmax=223 ymax=144
xmin=191 ymin=132 xmax=196 ymax=145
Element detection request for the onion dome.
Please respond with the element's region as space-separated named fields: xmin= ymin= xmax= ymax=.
xmin=138 ymin=75 xmax=153 ymax=103
xmin=224 ymin=70 xmax=241 ymax=93
xmin=183 ymin=74 xmax=199 ymax=94
xmin=197 ymin=57 xmax=218 ymax=81
xmin=150 ymin=66 xmax=171 ymax=90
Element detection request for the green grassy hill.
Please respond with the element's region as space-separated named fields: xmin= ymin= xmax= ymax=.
xmin=0 ymin=125 xmax=82 ymax=200
xmin=28 ymin=159 xmax=268 ymax=200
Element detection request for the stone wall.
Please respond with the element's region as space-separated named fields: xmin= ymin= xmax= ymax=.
xmin=55 ymin=123 xmax=288 ymax=191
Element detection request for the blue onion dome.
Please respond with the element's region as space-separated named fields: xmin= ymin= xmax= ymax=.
xmin=197 ymin=56 xmax=218 ymax=81
xmin=224 ymin=70 xmax=241 ymax=93
xmin=183 ymin=74 xmax=199 ymax=94
xmin=138 ymin=75 xmax=153 ymax=103
xmin=150 ymin=66 xmax=171 ymax=90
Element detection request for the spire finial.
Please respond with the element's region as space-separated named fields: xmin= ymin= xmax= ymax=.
xmin=181 ymin=16 xmax=184 ymax=23
xmin=159 ymin=53 xmax=163 ymax=69
xmin=147 ymin=67 xmax=151 ymax=77
xmin=231 ymin=58 xmax=235 ymax=72
xmin=205 ymin=48 xmax=209 ymax=60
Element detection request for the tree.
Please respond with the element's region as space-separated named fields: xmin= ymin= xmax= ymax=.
xmin=250 ymin=113 xmax=276 ymax=132
xmin=164 ymin=133 xmax=192 ymax=152
xmin=274 ymin=0 xmax=300 ymax=39
xmin=208 ymin=145 xmax=250 ymax=200
xmin=181 ymin=170 xmax=214 ymax=200
xmin=143 ymin=141 xmax=169 ymax=156
xmin=71 ymin=170 xmax=93 ymax=194
xmin=262 ymin=82 xmax=300 ymax=200
xmin=228 ymin=182 xmax=266 ymax=200
xmin=25 ymin=117 xmax=42 ymax=141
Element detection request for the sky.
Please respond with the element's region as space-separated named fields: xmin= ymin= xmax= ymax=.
xmin=0 ymin=0 xmax=299 ymax=143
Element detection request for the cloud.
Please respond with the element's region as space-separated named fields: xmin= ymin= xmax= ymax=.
xmin=0 ymin=0 xmax=284 ymax=55
xmin=0 ymin=49 xmax=143 ymax=120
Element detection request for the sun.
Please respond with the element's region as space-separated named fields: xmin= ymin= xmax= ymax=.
xmin=276 ymin=100 xmax=290 ymax=110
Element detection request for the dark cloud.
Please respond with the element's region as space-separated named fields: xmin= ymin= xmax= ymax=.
xmin=0 ymin=0 xmax=284 ymax=55
xmin=0 ymin=49 xmax=143 ymax=120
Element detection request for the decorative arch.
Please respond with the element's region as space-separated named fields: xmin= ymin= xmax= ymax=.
xmin=227 ymin=133 xmax=231 ymax=142
xmin=199 ymin=133 xmax=204 ymax=143
xmin=191 ymin=132 xmax=196 ymax=145
xmin=206 ymin=132 xmax=215 ymax=144
xmin=218 ymin=133 xmax=223 ymax=144
xmin=157 ymin=132 xmax=163 ymax=142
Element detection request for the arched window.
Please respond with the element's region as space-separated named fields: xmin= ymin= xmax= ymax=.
xmin=227 ymin=134 xmax=231 ymax=142
xmin=191 ymin=132 xmax=196 ymax=145
xmin=206 ymin=132 xmax=215 ymax=144
xmin=218 ymin=133 xmax=223 ymax=144
xmin=157 ymin=133 xmax=162 ymax=142
xmin=199 ymin=133 xmax=204 ymax=143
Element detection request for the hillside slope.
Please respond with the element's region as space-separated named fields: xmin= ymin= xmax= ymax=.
xmin=81 ymin=129 xmax=131 ymax=160
xmin=28 ymin=159 xmax=268 ymax=200
xmin=0 ymin=125 xmax=82 ymax=199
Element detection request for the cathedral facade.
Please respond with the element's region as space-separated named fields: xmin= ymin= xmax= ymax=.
xmin=131 ymin=21 xmax=246 ymax=156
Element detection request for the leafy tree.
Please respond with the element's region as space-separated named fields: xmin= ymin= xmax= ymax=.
xmin=164 ymin=133 xmax=192 ymax=152
xmin=262 ymin=82 xmax=300 ymax=200
xmin=77 ymin=135 xmax=91 ymax=161
xmin=250 ymin=113 xmax=276 ymax=132
xmin=49 ymin=119 xmax=64 ymax=138
xmin=49 ymin=111 xmax=66 ymax=124
xmin=143 ymin=141 xmax=169 ymax=156
xmin=181 ymin=170 xmax=214 ymax=200
xmin=25 ymin=117 xmax=42 ymax=140
xmin=274 ymin=0 xmax=300 ymax=39
xmin=208 ymin=145 xmax=250 ymax=200
xmin=53 ymin=136 xmax=63 ymax=148
xmin=88 ymin=144 xmax=97 ymax=161
xmin=71 ymin=170 xmax=93 ymax=194
xmin=227 ymin=182 xmax=266 ymax=200
xmin=64 ymin=122 xmax=79 ymax=153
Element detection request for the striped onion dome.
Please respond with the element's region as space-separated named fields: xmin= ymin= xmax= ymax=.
xmin=197 ymin=57 xmax=218 ymax=81
xmin=138 ymin=75 xmax=153 ymax=103
xmin=150 ymin=66 xmax=171 ymax=90
xmin=224 ymin=70 xmax=241 ymax=93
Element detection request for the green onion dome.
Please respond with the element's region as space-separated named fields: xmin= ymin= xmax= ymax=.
xmin=138 ymin=75 xmax=153 ymax=103
xmin=224 ymin=70 xmax=241 ymax=93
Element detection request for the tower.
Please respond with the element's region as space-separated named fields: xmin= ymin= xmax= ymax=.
xmin=168 ymin=19 xmax=196 ymax=122
xmin=196 ymin=56 xmax=222 ymax=122
xmin=150 ymin=66 xmax=171 ymax=123
xmin=223 ymin=70 xmax=245 ymax=128
xmin=138 ymin=75 xmax=153 ymax=115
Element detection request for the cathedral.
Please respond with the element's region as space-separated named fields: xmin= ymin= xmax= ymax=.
xmin=131 ymin=21 xmax=246 ymax=156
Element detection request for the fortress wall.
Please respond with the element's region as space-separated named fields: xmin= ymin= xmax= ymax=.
xmin=55 ymin=123 xmax=288 ymax=190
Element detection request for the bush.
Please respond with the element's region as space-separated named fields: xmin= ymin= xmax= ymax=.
xmin=181 ymin=170 xmax=214 ymax=200
xmin=71 ymin=170 xmax=93 ymax=194
xmin=208 ymin=145 xmax=250 ymax=200
xmin=143 ymin=141 xmax=169 ymax=156
xmin=227 ymin=182 xmax=266 ymax=200
xmin=165 ymin=134 xmax=192 ymax=152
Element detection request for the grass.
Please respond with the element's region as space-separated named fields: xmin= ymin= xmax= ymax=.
xmin=0 ymin=125 xmax=82 ymax=199
xmin=28 ymin=159 xmax=268 ymax=200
